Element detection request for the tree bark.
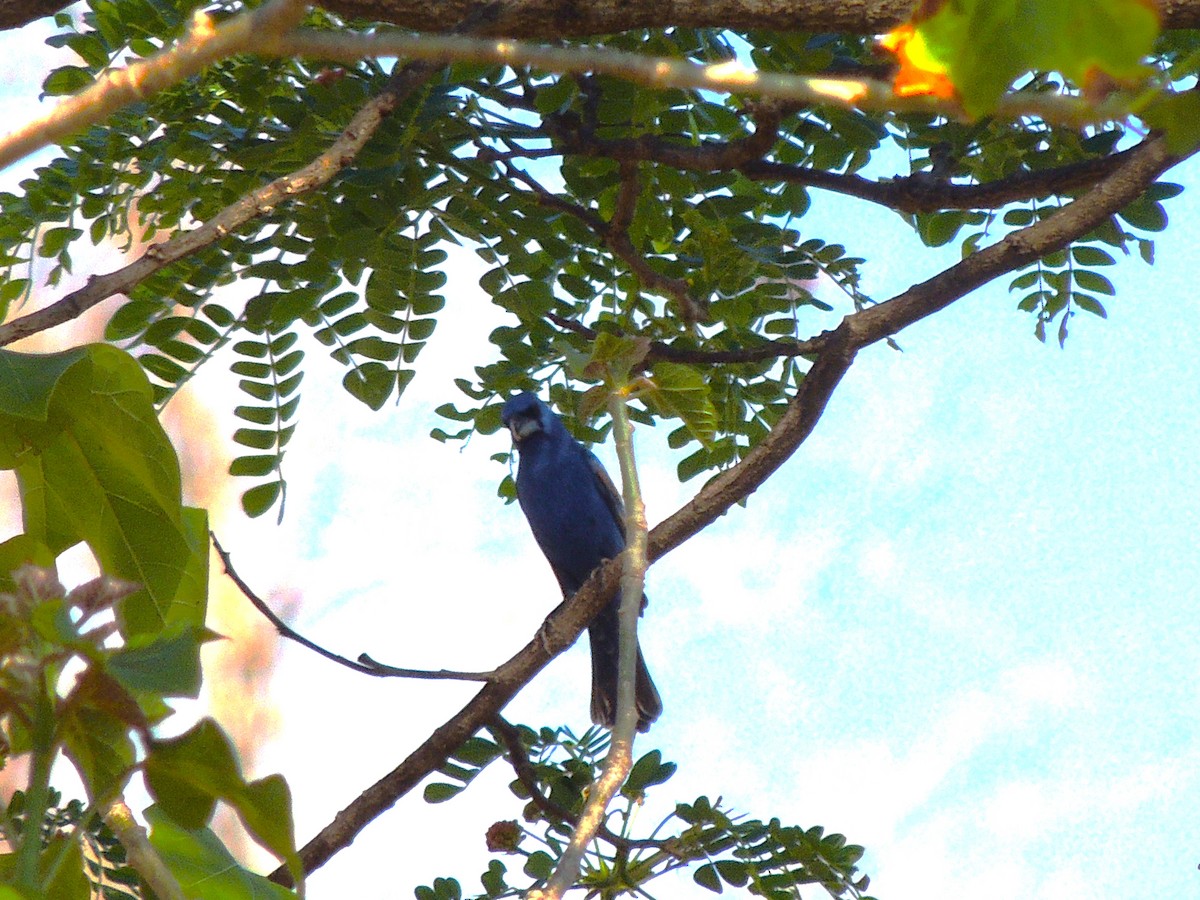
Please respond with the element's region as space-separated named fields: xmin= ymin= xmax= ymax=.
xmin=9 ymin=0 xmax=1200 ymax=36
xmin=318 ymin=0 xmax=1200 ymax=38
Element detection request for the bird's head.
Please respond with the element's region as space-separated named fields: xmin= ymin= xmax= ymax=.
xmin=501 ymin=392 xmax=553 ymax=444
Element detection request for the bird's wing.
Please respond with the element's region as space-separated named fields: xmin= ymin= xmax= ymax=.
xmin=587 ymin=450 xmax=627 ymax=539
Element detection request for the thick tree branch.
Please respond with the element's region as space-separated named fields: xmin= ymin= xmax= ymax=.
xmin=311 ymin=0 xmax=1200 ymax=39
xmin=270 ymin=561 xmax=625 ymax=886
xmin=648 ymin=134 xmax=1183 ymax=563
xmin=276 ymin=29 xmax=1129 ymax=127
xmin=0 ymin=0 xmax=72 ymax=31
xmin=0 ymin=0 xmax=310 ymax=172
xmin=11 ymin=1 xmax=1200 ymax=37
xmin=271 ymin=131 xmax=1183 ymax=887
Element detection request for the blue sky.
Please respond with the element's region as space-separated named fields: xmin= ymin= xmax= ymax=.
xmin=2 ymin=18 xmax=1199 ymax=900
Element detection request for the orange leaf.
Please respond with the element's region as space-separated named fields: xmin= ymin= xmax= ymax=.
xmin=879 ymin=23 xmax=958 ymax=101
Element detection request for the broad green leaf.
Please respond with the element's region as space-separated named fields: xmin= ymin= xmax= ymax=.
xmin=644 ymin=364 xmax=717 ymax=448
xmin=145 ymin=718 xmax=303 ymax=887
xmin=0 ymin=347 xmax=88 ymax=420
xmin=910 ymin=0 xmax=1160 ymax=117
xmin=581 ymin=333 xmax=651 ymax=386
xmin=145 ymin=806 xmax=297 ymax=899
xmin=107 ymin=624 xmax=208 ymax=697
xmin=1143 ymin=91 xmax=1200 ymax=154
xmin=0 ymin=345 xmax=205 ymax=638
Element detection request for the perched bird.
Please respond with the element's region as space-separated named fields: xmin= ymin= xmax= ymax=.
xmin=501 ymin=392 xmax=662 ymax=732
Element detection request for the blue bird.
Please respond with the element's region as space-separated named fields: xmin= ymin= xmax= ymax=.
xmin=501 ymin=392 xmax=662 ymax=732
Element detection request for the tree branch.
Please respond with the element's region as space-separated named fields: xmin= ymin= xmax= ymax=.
xmin=270 ymin=130 xmax=1183 ymax=886
xmin=529 ymin=390 xmax=648 ymax=900
xmin=0 ymin=61 xmax=442 ymax=347
xmin=546 ymin=103 xmax=1140 ymax=214
xmin=275 ymin=29 xmax=1130 ymax=128
xmin=311 ymin=0 xmax=1200 ymax=39
xmin=0 ymin=0 xmax=309 ymax=172
xmin=270 ymin=559 xmax=625 ymax=886
xmin=212 ymin=532 xmax=495 ymax=681
xmin=0 ymin=0 xmax=71 ymax=31
xmin=546 ymin=313 xmax=828 ymax=367
xmin=647 ymin=133 xmax=1184 ymax=564
xmin=14 ymin=0 xmax=1200 ymax=41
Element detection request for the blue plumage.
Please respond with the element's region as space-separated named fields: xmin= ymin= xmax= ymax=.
xmin=501 ymin=392 xmax=662 ymax=732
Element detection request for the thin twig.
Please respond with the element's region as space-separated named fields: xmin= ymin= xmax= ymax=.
xmin=545 ymin=110 xmax=1139 ymax=214
xmin=211 ymin=531 xmax=495 ymax=682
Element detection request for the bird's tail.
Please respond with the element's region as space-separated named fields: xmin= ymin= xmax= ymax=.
xmin=588 ymin=602 xmax=662 ymax=732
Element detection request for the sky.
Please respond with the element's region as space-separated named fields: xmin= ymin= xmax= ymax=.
xmin=2 ymin=15 xmax=1200 ymax=900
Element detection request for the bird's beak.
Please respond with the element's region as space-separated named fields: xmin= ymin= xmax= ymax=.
xmin=508 ymin=417 xmax=541 ymax=442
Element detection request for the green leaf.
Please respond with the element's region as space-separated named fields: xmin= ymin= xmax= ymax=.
xmin=1073 ymin=270 xmax=1115 ymax=295
xmin=643 ymin=363 xmax=717 ymax=448
xmin=523 ymin=851 xmax=554 ymax=881
xmin=0 ymin=345 xmax=205 ymax=638
xmin=623 ymin=749 xmax=677 ymax=797
xmin=1073 ymin=294 xmax=1108 ymax=318
xmin=1142 ymin=91 xmax=1200 ymax=155
xmin=145 ymin=718 xmax=303 ymax=886
xmin=0 ymin=346 xmax=88 ymax=420
xmin=343 ymin=362 xmax=398 ymax=410
xmin=423 ymin=782 xmax=464 ymax=803
xmin=1071 ymin=246 xmax=1116 ymax=266
xmin=1118 ymin=197 xmax=1169 ymax=232
xmin=43 ymin=65 xmax=93 ymax=96
xmin=242 ymin=481 xmax=283 ymax=518
xmin=230 ymin=454 xmax=279 ymax=478
xmin=145 ymin=806 xmax=297 ymax=899
xmin=694 ymin=863 xmax=723 ymax=893
xmin=715 ymin=860 xmax=750 ymax=887
xmin=580 ymin=333 xmax=651 ymax=385
xmin=916 ymin=211 xmax=964 ymax=248
xmin=107 ymin=624 xmax=207 ymax=698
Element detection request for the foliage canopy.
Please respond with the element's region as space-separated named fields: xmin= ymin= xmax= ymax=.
xmin=0 ymin=0 xmax=1197 ymax=896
